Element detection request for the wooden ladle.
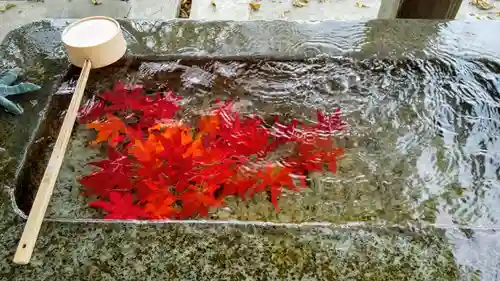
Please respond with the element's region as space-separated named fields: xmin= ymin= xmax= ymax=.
xmin=13 ymin=16 xmax=127 ymax=265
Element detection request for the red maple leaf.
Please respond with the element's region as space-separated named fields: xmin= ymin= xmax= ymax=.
xmin=220 ymin=172 xmax=257 ymax=199
xmin=215 ymin=115 xmax=272 ymax=157
xmin=190 ymin=157 xmax=242 ymax=188
xmin=79 ymin=148 xmax=133 ymax=197
xmin=141 ymin=92 xmax=181 ymax=122
xmin=250 ymin=165 xmax=296 ymax=211
xmin=177 ymin=184 xmax=223 ymax=219
xmin=314 ymin=108 xmax=345 ymax=134
xmin=270 ymin=117 xmax=302 ymax=143
xmin=97 ymin=83 xmax=181 ymax=128
xmin=88 ymin=191 xmax=150 ymax=219
xmin=78 ymin=97 xmax=106 ymax=123
xmin=286 ymin=137 xmax=344 ymax=174
xmin=98 ymin=82 xmax=146 ymax=112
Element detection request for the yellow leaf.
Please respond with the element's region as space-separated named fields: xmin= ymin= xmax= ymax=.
xmin=249 ymin=2 xmax=261 ymax=10
xmin=355 ymin=0 xmax=368 ymax=8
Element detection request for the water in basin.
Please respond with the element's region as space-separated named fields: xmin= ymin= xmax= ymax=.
xmin=15 ymin=57 xmax=500 ymax=227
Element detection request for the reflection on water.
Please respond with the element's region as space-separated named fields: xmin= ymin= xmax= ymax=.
xmin=44 ymin=57 xmax=500 ymax=230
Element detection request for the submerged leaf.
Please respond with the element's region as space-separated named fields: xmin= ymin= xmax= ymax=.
xmin=89 ymin=192 xmax=149 ymax=219
xmin=251 ymin=165 xmax=296 ymax=211
xmin=79 ymin=148 xmax=133 ymax=196
xmin=87 ymin=115 xmax=126 ymax=146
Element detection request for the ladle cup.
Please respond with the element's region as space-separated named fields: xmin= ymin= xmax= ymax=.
xmin=13 ymin=16 xmax=127 ymax=265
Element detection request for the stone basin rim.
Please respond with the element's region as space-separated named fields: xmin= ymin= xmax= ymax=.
xmin=8 ymin=180 xmax=500 ymax=231
xmin=10 ymin=201 xmax=500 ymax=231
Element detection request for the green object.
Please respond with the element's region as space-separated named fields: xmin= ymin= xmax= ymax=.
xmin=0 ymin=68 xmax=41 ymax=115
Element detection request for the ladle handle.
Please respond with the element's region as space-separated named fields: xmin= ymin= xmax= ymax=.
xmin=13 ymin=59 xmax=92 ymax=265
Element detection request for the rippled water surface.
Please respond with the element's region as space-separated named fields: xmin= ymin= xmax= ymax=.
xmin=31 ymin=56 xmax=499 ymax=228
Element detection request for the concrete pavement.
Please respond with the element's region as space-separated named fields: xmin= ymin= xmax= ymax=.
xmin=1 ymin=0 xmax=500 ymax=42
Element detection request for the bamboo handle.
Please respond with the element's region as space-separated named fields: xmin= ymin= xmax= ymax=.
xmin=13 ymin=59 xmax=92 ymax=265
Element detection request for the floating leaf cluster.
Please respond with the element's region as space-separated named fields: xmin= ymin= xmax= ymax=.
xmin=77 ymin=82 xmax=345 ymax=220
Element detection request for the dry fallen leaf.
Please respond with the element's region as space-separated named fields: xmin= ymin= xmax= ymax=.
xmin=355 ymin=0 xmax=368 ymax=8
xmin=249 ymin=2 xmax=261 ymax=10
xmin=292 ymin=0 xmax=308 ymax=8
xmin=471 ymin=0 xmax=495 ymax=10
xmin=280 ymin=10 xmax=290 ymax=18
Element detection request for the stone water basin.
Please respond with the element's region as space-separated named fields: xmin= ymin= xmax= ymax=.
xmin=3 ymin=19 xmax=500 ymax=280
xmin=12 ymin=53 xmax=500 ymax=229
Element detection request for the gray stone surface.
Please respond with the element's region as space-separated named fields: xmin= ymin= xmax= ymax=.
xmin=1 ymin=0 xmax=500 ymax=43
xmin=0 ymin=1 xmax=46 ymax=43
xmin=128 ymin=0 xmax=182 ymax=19
xmin=190 ymin=0 xmax=250 ymax=20
xmin=1 ymin=19 xmax=500 ymax=280
xmin=44 ymin=0 xmax=131 ymax=18
xmin=190 ymin=0 xmax=499 ymax=21
xmin=0 ymin=0 xmax=186 ymax=42
xmin=250 ymin=0 xmax=380 ymax=20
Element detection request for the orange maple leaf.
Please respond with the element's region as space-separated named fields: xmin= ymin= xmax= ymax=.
xmin=144 ymin=195 xmax=177 ymax=219
xmin=156 ymin=123 xmax=193 ymax=145
xmin=129 ymin=137 xmax=163 ymax=163
xmin=198 ymin=114 xmax=220 ymax=134
xmin=87 ymin=115 xmax=126 ymax=146
xmin=180 ymin=129 xmax=194 ymax=145
xmin=182 ymin=138 xmax=204 ymax=158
